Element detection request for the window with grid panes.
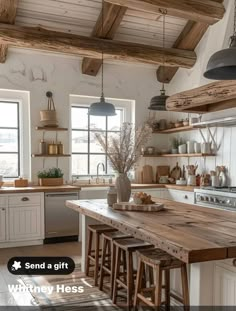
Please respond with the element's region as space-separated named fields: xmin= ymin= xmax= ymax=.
xmin=71 ymin=106 xmax=124 ymax=176
xmin=0 ymin=101 xmax=20 ymax=178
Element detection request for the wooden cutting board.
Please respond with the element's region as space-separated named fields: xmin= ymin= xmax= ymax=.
xmin=142 ymin=165 xmax=153 ymax=184
xmin=170 ymin=163 xmax=182 ymax=180
xmin=113 ymin=202 xmax=165 ymax=212
xmin=156 ymin=166 xmax=170 ymax=183
xmin=136 ymin=171 xmax=143 ymax=184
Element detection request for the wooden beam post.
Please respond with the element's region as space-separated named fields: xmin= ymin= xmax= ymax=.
xmin=105 ymin=0 xmax=225 ymax=25
xmin=0 ymin=24 xmax=197 ymax=68
xmin=82 ymin=2 xmax=127 ymax=76
xmin=0 ymin=0 xmax=18 ymax=63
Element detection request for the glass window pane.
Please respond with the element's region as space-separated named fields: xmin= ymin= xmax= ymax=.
xmin=0 ymin=129 xmax=18 ymax=152
xmin=90 ymin=155 xmax=106 ymax=175
xmin=0 ymin=154 xmax=18 ymax=177
xmin=0 ymin=102 xmax=18 ymax=128
xmin=90 ymin=131 xmax=105 ymax=153
xmin=108 ymin=109 xmax=122 ymax=131
xmin=107 ymin=159 xmax=115 ymax=175
xmin=72 ymin=131 xmax=88 ymax=153
xmin=72 ymin=154 xmax=88 ymax=175
xmin=71 ymin=107 xmax=88 ymax=129
xmin=90 ymin=115 xmax=106 ymax=130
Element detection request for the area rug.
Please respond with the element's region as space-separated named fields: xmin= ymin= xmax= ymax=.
xmin=21 ymin=264 xmax=120 ymax=310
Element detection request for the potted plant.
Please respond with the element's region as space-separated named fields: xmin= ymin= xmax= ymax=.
xmin=171 ymin=138 xmax=179 ymax=154
xmin=95 ymin=122 xmax=152 ymax=202
xmin=37 ymin=167 xmax=64 ymax=186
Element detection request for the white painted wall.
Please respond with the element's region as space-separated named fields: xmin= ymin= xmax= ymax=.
xmin=142 ymin=0 xmax=236 ymax=185
xmin=0 ymin=48 xmax=162 ymax=182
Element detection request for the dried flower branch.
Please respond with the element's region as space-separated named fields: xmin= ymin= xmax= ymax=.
xmin=95 ymin=122 xmax=152 ymax=174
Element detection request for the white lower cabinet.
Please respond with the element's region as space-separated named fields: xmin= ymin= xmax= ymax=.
xmin=0 ymin=207 xmax=6 ymax=242
xmin=213 ymin=261 xmax=236 ymax=306
xmin=9 ymin=205 xmax=42 ymax=241
xmin=167 ymin=189 xmax=194 ymax=204
xmin=0 ymin=192 xmax=44 ymax=247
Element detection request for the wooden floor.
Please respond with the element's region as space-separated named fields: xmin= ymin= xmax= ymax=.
xmin=0 ymin=242 xmax=81 ymax=307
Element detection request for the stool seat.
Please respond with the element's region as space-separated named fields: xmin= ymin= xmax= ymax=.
xmin=102 ymin=231 xmax=131 ymax=241
xmin=114 ymin=238 xmax=152 ymax=251
xmin=137 ymin=248 xmax=183 ymax=269
xmin=88 ymin=224 xmax=117 ymax=233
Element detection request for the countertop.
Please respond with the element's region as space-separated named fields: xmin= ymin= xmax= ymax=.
xmin=0 ymin=184 xmax=197 ymax=193
xmin=66 ymin=198 xmax=236 ymax=264
xmin=0 ymin=185 xmax=81 ymax=194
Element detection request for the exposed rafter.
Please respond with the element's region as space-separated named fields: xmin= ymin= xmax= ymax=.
xmin=82 ymin=2 xmax=127 ymax=76
xmin=156 ymin=0 xmax=224 ymax=83
xmin=0 ymin=0 xmax=18 ymax=63
xmin=0 ymin=24 xmax=197 ymax=68
xmin=105 ymin=0 xmax=225 ymax=25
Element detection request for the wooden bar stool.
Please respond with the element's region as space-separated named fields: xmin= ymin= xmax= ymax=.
xmin=86 ymin=224 xmax=117 ymax=286
xmin=99 ymin=231 xmax=132 ymax=298
xmin=134 ymin=248 xmax=190 ymax=308
xmin=112 ymin=238 xmax=153 ymax=309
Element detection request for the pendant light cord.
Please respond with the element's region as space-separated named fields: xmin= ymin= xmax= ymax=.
xmin=101 ymin=0 xmax=104 ymax=99
xmin=160 ymin=9 xmax=167 ymax=93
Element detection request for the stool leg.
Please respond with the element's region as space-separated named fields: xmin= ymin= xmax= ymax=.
xmin=134 ymin=257 xmax=144 ymax=308
xmin=127 ymin=251 xmax=134 ymax=309
xmin=154 ymin=265 xmax=162 ymax=307
xmin=94 ymin=232 xmax=100 ymax=286
xmin=181 ymin=265 xmax=190 ymax=310
xmin=110 ymin=242 xmax=116 ymax=298
xmin=85 ymin=230 xmax=93 ymax=277
xmin=99 ymin=236 xmax=107 ymax=291
xmin=112 ymin=246 xmax=121 ymax=305
xmin=165 ymin=270 xmax=170 ymax=309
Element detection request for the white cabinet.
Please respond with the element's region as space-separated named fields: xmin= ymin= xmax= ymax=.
xmin=0 ymin=192 xmax=44 ymax=248
xmin=167 ymin=189 xmax=194 ymax=204
xmin=9 ymin=205 xmax=42 ymax=241
xmin=0 ymin=207 xmax=6 ymax=242
xmin=214 ymin=261 xmax=236 ymax=306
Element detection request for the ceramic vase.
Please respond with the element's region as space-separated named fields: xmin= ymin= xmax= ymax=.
xmin=115 ymin=173 xmax=131 ymax=202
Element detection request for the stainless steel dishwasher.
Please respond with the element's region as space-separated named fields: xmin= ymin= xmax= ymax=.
xmin=45 ymin=192 xmax=79 ymax=240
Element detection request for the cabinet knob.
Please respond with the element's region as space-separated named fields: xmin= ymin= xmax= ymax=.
xmin=184 ymin=195 xmax=188 ymax=199
xmin=1 ymin=208 xmax=5 ymax=211
xmin=21 ymin=197 xmax=30 ymax=201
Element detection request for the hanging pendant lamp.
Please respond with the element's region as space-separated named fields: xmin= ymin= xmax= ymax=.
xmin=149 ymin=10 xmax=169 ymax=111
xmin=204 ymin=1 xmax=236 ymax=80
xmin=89 ymin=0 xmax=116 ymax=116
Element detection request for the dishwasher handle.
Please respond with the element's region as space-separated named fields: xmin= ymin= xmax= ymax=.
xmin=45 ymin=193 xmax=79 ymax=198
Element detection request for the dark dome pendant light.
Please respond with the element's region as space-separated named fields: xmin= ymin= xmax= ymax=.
xmin=89 ymin=0 xmax=116 ymax=116
xmin=204 ymin=0 xmax=236 ymax=80
xmin=149 ymin=9 xmax=169 ymax=111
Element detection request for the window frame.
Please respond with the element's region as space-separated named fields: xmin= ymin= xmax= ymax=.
xmin=70 ymin=95 xmax=133 ymax=178
xmin=0 ymin=101 xmax=20 ymax=178
xmin=0 ymin=90 xmax=30 ymax=181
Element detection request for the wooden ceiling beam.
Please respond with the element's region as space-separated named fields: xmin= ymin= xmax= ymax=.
xmin=156 ymin=0 xmax=224 ymax=83
xmin=105 ymin=0 xmax=225 ymax=25
xmin=166 ymin=80 xmax=236 ymax=113
xmin=0 ymin=0 xmax=18 ymax=63
xmin=82 ymin=2 xmax=127 ymax=76
xmin=156 ymin=21 xmax=209 ymax=83
xmin=0 ymin=24 xmax=197 ymax=68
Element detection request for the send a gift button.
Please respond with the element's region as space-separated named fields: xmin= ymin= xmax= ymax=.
xmin=8 ymin=257 xmax=75 ymax=275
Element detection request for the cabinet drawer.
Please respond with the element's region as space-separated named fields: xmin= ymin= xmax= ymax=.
xmin=0 ymin=196 xmax=7 ymax=207
xmin=9 ymin=194 xmax=41 ymax=207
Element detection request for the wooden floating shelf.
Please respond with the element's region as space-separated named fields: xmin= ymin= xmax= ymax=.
xmin=35 ymin=126 xmax=68 ymax=131
xmin=32 ymin=154 xmax=71 ymax=158
xmin=143 ymin=153 xmax=216 ymax=158
xmin=153 ymin=125 xmax=195 ymax=134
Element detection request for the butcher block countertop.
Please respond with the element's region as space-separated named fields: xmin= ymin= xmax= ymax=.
xmin=0 ymin=185 xmax=81 ymax=194
xmin=66 ymin=199 xmax=236 ymax=264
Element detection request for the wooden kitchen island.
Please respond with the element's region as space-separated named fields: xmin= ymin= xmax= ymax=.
xmin=66 ymin=199 xmax=236 ymax=306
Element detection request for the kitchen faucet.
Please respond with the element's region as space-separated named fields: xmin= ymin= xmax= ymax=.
xmin=96 ymin=162 xmax=105 ymax=183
